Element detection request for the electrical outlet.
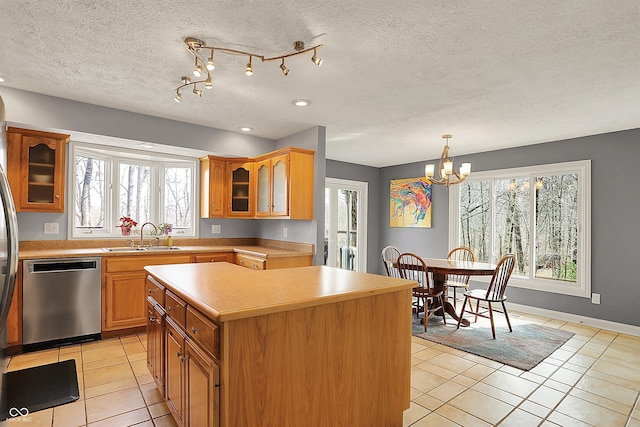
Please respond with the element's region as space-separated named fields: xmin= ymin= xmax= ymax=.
xmin=283 ymin=228 xmax=288 ymax=237
xmin=44 ymin=222 xmax=59 ymax=234
xmin=591 ymin=293 xmax=600 ymax=304
xmin=211 ymin=224 xmax=221 ymax=234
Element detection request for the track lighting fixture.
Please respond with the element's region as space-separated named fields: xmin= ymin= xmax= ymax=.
xmin=174 ymin=36 xmax=324 ymax=101
xmin=245 ymin=56 xmax=254 ymax=76
xmin=279 ymin=59 xmax=290 ymax=76
xmin=174 ymin=91 xmax=182 ymax=103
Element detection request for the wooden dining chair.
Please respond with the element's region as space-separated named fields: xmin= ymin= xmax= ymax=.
xmin=456 ymin=254 xmax=516 ymax=339
xmin=381 ymin=245 xmax=401 ymax=278
xmin=397 ymin=253 xmax=445 ymax=331
xmin=446 ymin=247 xmax=475 ymax=307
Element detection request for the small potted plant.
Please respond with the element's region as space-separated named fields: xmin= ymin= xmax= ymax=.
xmin=118 ymin=216 xmax=137 ymax=236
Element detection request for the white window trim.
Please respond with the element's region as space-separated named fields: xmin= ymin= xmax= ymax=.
xmin=448 ymin=160 xmax=591 ymax=298
xmin=68 ymin=141 xmax=199 ymax=239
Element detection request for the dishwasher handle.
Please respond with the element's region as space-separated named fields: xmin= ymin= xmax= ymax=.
xmin=27 ymin=260 xmax=99 ymax=273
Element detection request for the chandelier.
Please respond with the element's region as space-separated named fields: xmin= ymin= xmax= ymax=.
xmin=174 ymin=37 xmax=323 ymax=102
xmin=424 ymin=134 xmax=471 ymax=186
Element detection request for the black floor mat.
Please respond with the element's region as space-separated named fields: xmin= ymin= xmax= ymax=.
xmin=6 ymin=359 xmax=79 ymax=416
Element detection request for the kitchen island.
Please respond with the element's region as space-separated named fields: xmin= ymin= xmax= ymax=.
xmin=144 ymin=262 xmax=415 ymax=427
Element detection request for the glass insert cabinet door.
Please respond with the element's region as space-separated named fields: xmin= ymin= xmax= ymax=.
xmin=256 ymin=154 xmax=289 ymax=217
xmin=27 ymin=143 xmax=56 ymax=204
xmin=227 ymin=162 xmax=253 ymax=217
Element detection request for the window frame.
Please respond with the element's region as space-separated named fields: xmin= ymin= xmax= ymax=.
xmin=448 ymin=160 xmax=591 ymax=298
xmin=69 ymin=142 xmax=198 ymax=239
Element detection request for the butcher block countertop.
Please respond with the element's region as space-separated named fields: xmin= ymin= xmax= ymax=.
xmin=145 ymin=262 xmax=416 ymax=322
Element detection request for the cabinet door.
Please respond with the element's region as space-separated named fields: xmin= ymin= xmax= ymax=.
xmin=186 ymin=338 xmax=219 ymax=427
xmin=147 ymin=298 xmax=165 ymax=395
xmin=103 ymin=272 xmax=147 ymax=331
xmin=7 ymin=127 xmax=69 ymax=213
xmin=200 ymin=156 xmax=225 ymax=218
xmin=270 ymin=154 xmax=289 ymax=216
xmin=166 ymin=318 xmax=186 ymax=427
xmin=226 ymin=161 xmax=254 ymax=217
xmin=255 ymin=159 xmax=271 ymax=217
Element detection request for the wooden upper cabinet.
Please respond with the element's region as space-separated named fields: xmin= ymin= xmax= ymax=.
xmin=200 ymin=156 xmax=225 ymax=218
xmin=255 ymin=148 xmax=314 ymax=220
xmin=7 ymin=127 xmax=70 ymax=213
xmin=226 ymin=160 xmax=254 ymax=218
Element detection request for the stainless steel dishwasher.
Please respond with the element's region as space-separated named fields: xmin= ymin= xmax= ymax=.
xmin=23 ymin=257 xmax=101 ymax=347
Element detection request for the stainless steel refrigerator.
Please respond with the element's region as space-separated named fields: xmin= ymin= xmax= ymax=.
xmin=0 ymin=95 xmax=21 ymax=424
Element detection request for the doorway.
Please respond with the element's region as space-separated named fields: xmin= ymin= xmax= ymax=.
xmin=324 ymin=178 xmax=368 ymax=272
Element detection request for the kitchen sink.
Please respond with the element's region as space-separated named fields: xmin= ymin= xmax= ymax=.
xmin=102 ymin=246 xmax=181 ymax=252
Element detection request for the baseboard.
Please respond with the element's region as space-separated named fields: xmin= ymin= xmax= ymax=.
xmin=505 ymin=302 xmax=640 ymax=338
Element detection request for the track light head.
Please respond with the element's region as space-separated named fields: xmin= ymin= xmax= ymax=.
xmin=174 ymin=91 xmax=182 ymax=103
xmin=311 ymin=49 xmax=323 ymax=66
xmin=280 ymin=59 xmax=290 ymax=76
xmin=245 ymin=56 xmax=253 ymax=76
xmin=193 ymin=65 xmax=203 ymax=78
xmin=205 ymin=74 xmax=213 ymax=89
xmin=193 ymin=86 xmax=202 ymax=97
xmin=181 ymin=76 xmax=191 ymax=85
xmin=206 ymin=50 xmax=215 ymax=71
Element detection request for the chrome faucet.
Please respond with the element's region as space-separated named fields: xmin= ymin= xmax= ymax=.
xmin=140 ymin=222 xmax=158 ymax=248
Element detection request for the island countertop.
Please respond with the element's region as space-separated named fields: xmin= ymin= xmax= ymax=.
xmin=144 ymin=262 xmax=416 ymax=322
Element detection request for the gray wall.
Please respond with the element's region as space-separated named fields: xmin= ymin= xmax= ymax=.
xmin=326 ymin=160 xmax=381 ymax=274
xmin=1 ymin=88 xmax=325 ymax=258
xmin=378 ymin=129 xmax=640 ymax=327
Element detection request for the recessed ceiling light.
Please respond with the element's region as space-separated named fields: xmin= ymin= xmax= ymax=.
xmin=292 ymin=99 xmax=311 ymax=107
xmin=239 ymin=126 xmax=253 ymax=132
xmin=0 ymin=75 xmax=6 ymax=83
xmin=138 ymin=142 xmax=154 ymax=148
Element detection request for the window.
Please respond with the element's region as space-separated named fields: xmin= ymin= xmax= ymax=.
xmin=70 ymin=143 xmax=197 ymax=238
xmin=449 ymin=160 xmax=591 ymax=297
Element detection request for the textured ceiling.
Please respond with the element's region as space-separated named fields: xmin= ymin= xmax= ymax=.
xmin=0 ymin=1 xmax=638 ymax=167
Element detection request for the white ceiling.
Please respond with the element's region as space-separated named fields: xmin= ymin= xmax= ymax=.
xmin=1 ymin=1 xmax=638 ymax=167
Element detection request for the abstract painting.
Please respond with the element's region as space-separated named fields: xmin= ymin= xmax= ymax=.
xmin=389 ymin=177 xmax=432 ymax=228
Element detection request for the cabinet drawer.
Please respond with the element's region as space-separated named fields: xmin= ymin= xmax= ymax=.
xmin=165 ymin=290 xmax=186 ymax=330
xmin=186 ymin=306 xmax=219 ymax=359
xmin=193 ymin=252 xmax=234 ymax=263
xmin=104 ymin=255 xmax=192 ymax=273
xmin=146 ymin=276 xmax=165 ymax=307
xmin=236 ymin=253 xmax=266 ymax=270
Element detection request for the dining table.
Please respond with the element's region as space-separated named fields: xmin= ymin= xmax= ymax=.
xmin=421 ymin=257 xmax=498 ymax=326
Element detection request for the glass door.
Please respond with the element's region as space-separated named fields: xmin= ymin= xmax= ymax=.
xmin=324 ymin=178 xmax=368 ymax=272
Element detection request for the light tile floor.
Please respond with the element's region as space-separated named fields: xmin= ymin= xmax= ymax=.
xmin=6 ymin=310 xmax=640 ymax=427
xmin=404 ymin=310 xmax=640 ymax=427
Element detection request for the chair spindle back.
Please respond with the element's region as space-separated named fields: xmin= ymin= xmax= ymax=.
xmin=446 ymin=247 xmax=475 ymax=284
xmin=486 ymin=254 xmax=516 ymax=300
xmin=381 ymin=245 xmax=401 ymax=278
xmin=397 ymin=253 xmax=431 ymax=290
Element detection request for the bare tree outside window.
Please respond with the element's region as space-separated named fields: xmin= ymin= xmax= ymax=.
xmin=119 ymin=163 xmax=150 ymax=225
xmin=74 ymin=155 xmax=105 ymax=228
xmin=163 ymin=167 xmax=192 ymax=228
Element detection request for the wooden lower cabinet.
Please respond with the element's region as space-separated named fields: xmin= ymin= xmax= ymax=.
xmin=165 ymin=316 xmax=219 ymax=427
xmin=146 ymin=297 xmax=165 ymax=394
xmin=185 ymin=337 xmax=219 ymax=427
xmin=103 ymin=255 xmax=191 ymax=333
xmin=166 ymin=318 xmax=187 ymax=426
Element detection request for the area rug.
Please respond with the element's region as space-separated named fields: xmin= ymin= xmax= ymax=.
xmin=412 ymin=315 xmax=574 ymax=371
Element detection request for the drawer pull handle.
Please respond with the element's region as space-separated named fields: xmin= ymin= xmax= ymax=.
xmin=148 ymin=316 xmax=156 ymax=322
xmin=167 ymin=306 xmax=173 ymax=311
xmin=148 ymin=289 xmax=156 ymax=294
xmin=191 ymin=327 xmax=198 ymax=334
xmin=177 ymin=351 xmax=188 ymax=362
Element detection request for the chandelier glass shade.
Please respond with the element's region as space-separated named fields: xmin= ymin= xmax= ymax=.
xmin=424 ymin=134 xmax=471 ymax=186
xmin=174 ymin=37 xmax=323 ymax=102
